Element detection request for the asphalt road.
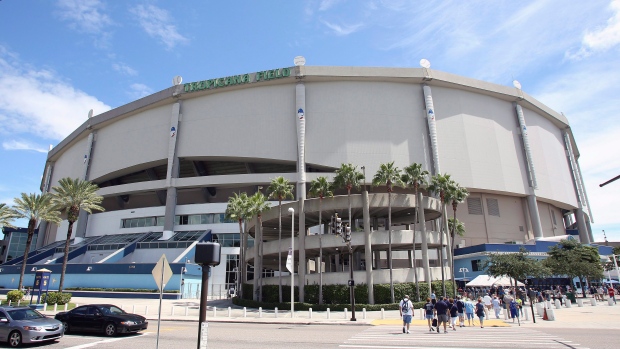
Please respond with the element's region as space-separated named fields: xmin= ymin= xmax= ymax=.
xmin=2 ymin=321 xmax=614 ymax=349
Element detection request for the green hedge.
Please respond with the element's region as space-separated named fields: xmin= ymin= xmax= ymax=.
xmin=41 ymin=292 xmax=72 ymax=305
xmin=6 ymin=290 xmax=23 ymax=303
xmin=240 ymin=280 xmax=455 ymax=306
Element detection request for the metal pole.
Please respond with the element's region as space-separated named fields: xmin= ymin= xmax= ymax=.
xmin=156 ymin=259 xmax=165 ymax=349
xmin=613 ymin=254 xmax=620 ymax=283
xmin=197 ymin=266 xmax=209 ymax=349
xmin=290 ymin=208 xmax=295 ymax=318
xmin=349 ymin=241 xmax=356 ymax=321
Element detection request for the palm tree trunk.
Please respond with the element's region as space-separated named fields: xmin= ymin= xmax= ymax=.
xmin=440 ymin=203 xmax=446 ymax=297
xmin=318 ymin=198 xmax=323 ymax=305
xmin=258 ymin=216 xmax=264 ymax=302
xmin=387 ymin=189 xmax=394 ymax=303
xmin=413 ymin=187 xmax=420 ymax=302
xmin=18 ymin=218 xmax=36 ymax=291
xmin=278 ymin=200 xmax=283 ymax=303
xmin=451 ymin=207 xmax=457 ymax=297
xmin=59 ymin=221 xmax=74 ymax=293
xmin=238 ymin=220 xmax=244 ymax=299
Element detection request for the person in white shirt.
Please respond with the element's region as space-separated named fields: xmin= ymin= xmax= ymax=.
xmin=399 ymin=295 xmax=414 ymax=334
xmin=483 ymin=293 xmax=492 ymax=317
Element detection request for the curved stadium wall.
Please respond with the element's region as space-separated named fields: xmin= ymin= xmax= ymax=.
xmin=32 ymin=65 xmax=592 ymax=302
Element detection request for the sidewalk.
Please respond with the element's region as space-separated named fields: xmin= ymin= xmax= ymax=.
xmin=38 ymin=296 xmax=620 ymax=329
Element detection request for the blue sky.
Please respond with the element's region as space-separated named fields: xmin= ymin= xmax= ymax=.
xmin=0 ymin=0 xmax=618 ymax=241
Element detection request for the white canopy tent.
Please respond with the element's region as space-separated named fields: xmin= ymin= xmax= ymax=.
xmin=465 ymin=275 xmax=525 ymax=287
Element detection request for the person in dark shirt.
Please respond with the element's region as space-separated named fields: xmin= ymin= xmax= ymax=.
xmin=448 ymin=298 xmax=458 ymax=330
xmin=456 ymin=295 xmax=465 ymax=327
xmin=424 ymin=297 xmax=435 ymax=332
xmin=434 ymin=296 xmax=449 ymax=333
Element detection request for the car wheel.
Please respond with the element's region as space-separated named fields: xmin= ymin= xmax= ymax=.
xmin=62 ymin=321 xmax=70 ymax=334
xmin=104 ymin=323 xmax=117 ymax=337
xmin=8 ymin=331 xmax=22 ymax=348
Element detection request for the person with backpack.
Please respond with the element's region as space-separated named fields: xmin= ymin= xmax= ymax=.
xmin=399 ymin=295 xmax=414 ymax=334
xmin=476 ymin=297 xmax=486 ymax=328
xmin=424 ymin=297 xmax=435 ymax=332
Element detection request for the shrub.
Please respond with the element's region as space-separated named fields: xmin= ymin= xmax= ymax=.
xmin=6 ymin=290 xmax=23 ymax=303
xmin=41 ymin=292 xmax=72 ymax=305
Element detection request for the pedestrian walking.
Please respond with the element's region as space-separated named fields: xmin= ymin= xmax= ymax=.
xmin=509 ymin=299 xmax=519 ymax=323
xmin=434 ymin=296 xmax=449 ymax=334
xmin=399 ymin=295 xmax=414 ymax=334
xmin=464 ymin=298 xmax=475 ymax=326
xmin=475 ymin=298 xmax=486 ymax=328
xmin=608 ymin=286 xmax=616 ymax=304
xmin=483 ymin=293 xmax=492 ymax=317
xmin=456 ymin=295 xmax=465 ymax=327
xmin=492 ymin=295 xmax=501 ymax=319
xmin=424 ymin=297 xmax=435 ymax=332
xmin=448 ymin=298 xmax=458 ymax=330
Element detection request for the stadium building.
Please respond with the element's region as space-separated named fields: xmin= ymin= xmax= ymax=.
xmin=0 ymin=62 xmax=596 ymax=303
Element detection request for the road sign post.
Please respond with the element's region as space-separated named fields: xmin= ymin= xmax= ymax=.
xmin=152 ymin=254 xmax=173 ymax=349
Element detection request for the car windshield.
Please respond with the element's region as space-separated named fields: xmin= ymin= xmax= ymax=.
xmin=8 ymin=309 xmax=44 ymax=320
xmin=98 ymin=305 xmax=126 ymax=315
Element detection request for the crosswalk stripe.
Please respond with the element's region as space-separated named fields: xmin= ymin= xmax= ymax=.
xmin=341 ymin=326 xmax=587 ymax=349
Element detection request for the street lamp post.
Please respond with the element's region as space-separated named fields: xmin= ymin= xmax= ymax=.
xmin=288 ymin=207 xmax=295 ymax=318
xmin=361 ymin=166 xmax=366 ymax=191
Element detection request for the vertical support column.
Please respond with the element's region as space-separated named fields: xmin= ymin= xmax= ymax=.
xmin=563 ymin=131 xmax=590 ymax=244
xmin=295 ymin=79 xmax=307 ymax=303
xmin=75 ymin=132 xmax=96 ymax=239
xmin=296 ymin=82 xmax=307 ymax=199
xmin=514 ymin=103 xmax=543 ymax=240
xmin=297 ymin=201 xmax=306 ymax=303
xmin=422 ymin=85 xmax=441 ymax=175
xmin=418 ymin=193 xmax=431 ymax=296
xmin=521 ymin=198 xmax=534 ymax=241
xmin=253 ymin=217 xmax=261 ymax=301
xmin=362 ymin=191 xmax=374 ymax=304
xmin=163 ymin=102 xmax=181 ymax=240
xmin=37 ymin=162 xmax=55 ymax=248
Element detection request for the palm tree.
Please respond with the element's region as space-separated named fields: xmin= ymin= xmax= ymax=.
xmin=225 ymin=192 xmax=251 ymax=298
xmin=12 ymin=194 xmax=61 ymax=291
xmin=309 ymin=176 xmax=333 ymax=305
xmin=13 ymin=193 xmax=61 ymax=290
xmin=427 ymin=173 xmax=452 ymax=297
xmin=248 ymin=191 xmax=271 ymax=301
xmin=445 ymin=182 xmax=469 ymax=296
xmin=401 ymin=163 xmax=429 ymax=301
xmin=267 ymin=176 xmax=294 ymax=303
xmin=371 ymin=162 xmax=403 ymax=303
xmin=0 ymin=203 xmax=17 ymax=230
xmin=50 ymin=178 xmax=104 ymax=293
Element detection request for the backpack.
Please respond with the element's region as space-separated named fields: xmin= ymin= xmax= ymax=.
xmin=401 ymin=299 xmax=410 ymax=313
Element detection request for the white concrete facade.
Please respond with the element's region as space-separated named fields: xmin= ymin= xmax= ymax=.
xmin=38 ymin=65 xmax=592 ymax=302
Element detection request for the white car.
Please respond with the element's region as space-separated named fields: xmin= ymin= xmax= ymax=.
xmin=0 ymin=306 xmax=63 ymax=347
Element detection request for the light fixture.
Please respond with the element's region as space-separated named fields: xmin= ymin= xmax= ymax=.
xmin=172 ymin=76 xmax=183 ymax=86
xmin=86 ymin=266 xmax=92 ymax=272
xmin=31 ymin=267 xmax=37 ymax=272
xmin=294 ymin=56 xmax=306 ymax=66
xmin=419 ymin=59 xmax=431 ymax=69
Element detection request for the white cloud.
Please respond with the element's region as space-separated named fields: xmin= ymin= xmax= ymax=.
xmin=55 ymin=0 xmax=112 ymax=38
xmin=0 ymin=46 xmax=111 ymax=141
xmin=565 ymin=0 xmax=620 ymax=59
xmin=2 ymin=140 xmax=48 ymax=153
xmin=319 ymin=0 xmax=342 ymax=11
xmin=129 ymin=83 xmax=153 ymax=99
xmin=129 ymin=5 xmax=189 ymax=50
xmin=322 ymin=20 xmax=363 ymax=36
xmin=112 ymin=62 xmax=137 ymax=76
